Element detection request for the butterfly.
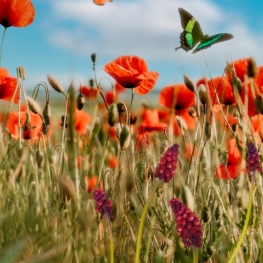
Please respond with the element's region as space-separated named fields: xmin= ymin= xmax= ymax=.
xmin=175 ymin=8 xmax=233 ymax=53
xmin=93 ymin=0 xmax=112 ymax=6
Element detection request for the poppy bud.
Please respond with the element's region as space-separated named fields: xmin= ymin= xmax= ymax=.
xmin=232 ymin=76 xmax=242 ymax=93
xmin=188 ymin=107 xmax=197 ymax=118
xmin=205 ymin=122 xmax=211 ymax=139
xmin=76 ymin=93 xmax=85 ymax=110
xmin=125 ymin=174 xmax=134 ymax=194
xmin=108 ymin=103 xmax=118 ymax=127
xmin=89 ymin=79 xmax=94 ymax=88
xmin=198 ymin=84 xmax=207 ymax=105
xmin=247 ymin=57 xmax=257 ymax=78
xmin=16 ymin=66 xmax=26 ymax=80
xmin=35 ymin=150 xmax=44 ymax=169
xmin=16 ymin=142 xmax=23 ymax=157
xmin=184 ymin=75 xmax=195 ymax=92
xmin=27 ymin=97 xmax=41 ymax=115
xmin=201 ymin=206 xmax=211 ymax=223
xmin=43 ymin=103 xmax=51 ymax=117
xmin=60 ymin=176 xmax=75 ymax=202
xmin=47 ymin=74 xmax=64 ymax=93
xmin=130 ymin=114 xmax=137 ymax=125
xmin=206 ymin=241 xmax=215 ymax=257
xmin=91 ymin=53 xmax=97 ymax=64
xmin=61 ymin=115 xmax=68 ymax=128
xmin=255 ymin=94 xmax=263 ymax=114
xmin=120 ymin=125 xmax=131 ymax=151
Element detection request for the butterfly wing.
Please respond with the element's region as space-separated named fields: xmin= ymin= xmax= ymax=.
xmin=193 ymin=33 xmax=234 ymax=53
xmin=94 ymin=0 xmax=112 ymax=5
xmin=175 ymin=8 xmax=204 ymax=51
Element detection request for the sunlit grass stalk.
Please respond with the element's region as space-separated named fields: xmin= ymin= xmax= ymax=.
xmin=135 ymin=181 xmax=160 ymax=263
xmin=98 ymin=130 xmax=110 ymax=183
xmin=105 ymin=216 xmax=115 ymax=263
xmin=228 ymin=172 xmax=256 ymax=263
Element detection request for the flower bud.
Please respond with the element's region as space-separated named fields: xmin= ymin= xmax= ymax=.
xmin=91 ymin=53 xmax=97 ymax=64
xmin=60 ymin=176 xmax=75 ymax=202
xmin=47 ymin=74 xmax=64 ymax=93
xmin=247 ymin=57 xmax=257 ymax=78
xmin=184 ymin=74 xmax=195 ymax=92
xmin=16 ymin=66 xmax=26 ymax=80
xmin=188 ymin=107 xmax=197 ymax=118
xmin=198 ymin=84 xmax=207 ymax=105
xmin=120 ymin=125 xmax=131 ymax=151
xmin=201 ymin=206 xmax=211 ymax=223
xmin=27 ymin=97 xmax=41 ymax=115
xmin=205 ymin=122 xmax=211 ymax=139
xmin=89 ymin=79 xmax=94 ymax=88
xmin=108 ymin=103 xmax=118 ymax=127
xmin=76 ymin=93 xmax=85 ymax=110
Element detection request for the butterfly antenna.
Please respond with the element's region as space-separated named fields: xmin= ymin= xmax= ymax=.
xmin=175 ymin=46 xmax=181 ymax=51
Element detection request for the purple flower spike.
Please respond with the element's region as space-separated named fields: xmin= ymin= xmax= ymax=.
xmin=93 ymin=189 xmax=115 ymax=220
xmin=169 ymin=198 xmax=202 ymax=248
xmin=247 ymin=141 xmax=262 ymax=174
xmin=154 ymin=143 xmax=179 ymax=183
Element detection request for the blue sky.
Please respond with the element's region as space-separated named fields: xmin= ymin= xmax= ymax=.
xmin=1 ymin=0 xmax=263 ymax=92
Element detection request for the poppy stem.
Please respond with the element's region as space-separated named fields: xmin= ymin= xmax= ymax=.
xmin=0 ymin=27 xmax=7 ymax=67
xmin=128 ymin=88 xmax=134 ymax=125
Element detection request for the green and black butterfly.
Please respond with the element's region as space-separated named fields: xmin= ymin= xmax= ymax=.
xmin=175 ymin=8 xmax=233 ymax=53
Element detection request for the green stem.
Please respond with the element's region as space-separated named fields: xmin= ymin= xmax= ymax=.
xmin=135 ymin=182 xmax=160 ymax=263
xmin=192 ymin=246 xmax=199 ymax=263
xmin=0 ymin=27 xmax=7 ymax=67
xmin=105 ymin=216 xmax=114 ymax=263
xmin=227 ymin=178 xmax=256 ymax=263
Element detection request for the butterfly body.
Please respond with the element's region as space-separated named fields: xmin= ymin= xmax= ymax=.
xmin=175 ymin=8 xmax=233 ymax=53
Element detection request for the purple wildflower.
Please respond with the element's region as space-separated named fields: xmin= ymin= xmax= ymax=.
xmin=154 ymin=143 xmax=179 ymax=183
xmin=93 ymin=188 xmax=115 ymax=220
xmin=247 ymin=141 xmax=262 ymax=174
xmin=169 ymin=198 xmax=202 ymax=248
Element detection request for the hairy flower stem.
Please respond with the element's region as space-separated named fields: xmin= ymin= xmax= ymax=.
xmin=0 ymin=28 xmax=6 ymax=67
xmin=128 ymin=88 xmax=134 ymax=125
xmin=135 ymin=181 xmax=161 ymax=263
xmin=228 ymin=172 xmax=256 ymax=263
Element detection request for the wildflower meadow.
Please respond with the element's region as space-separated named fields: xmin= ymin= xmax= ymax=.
xmin=1 ymin=1 xmax=263 ymax=263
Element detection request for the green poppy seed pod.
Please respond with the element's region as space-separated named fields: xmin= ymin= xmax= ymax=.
xmin=205 ymin=122 xmax=211 ymax=139
xmin=27 ymin=97 xmax=41 ymax=115
xmin=89 ymin=79 xmax=94 ymax=88
xmin=255 ymin=94 xmax=263 ymax=114
xmin=76 ymin=93 xmax=85 ymax=110
xmin=108 ymin=103 xmax=118 ymax=127
xmin=247 ymin=57 xmax=258 ymax=78
xmin=184 ymin=74 xmax=195 ymax=92
xmin=16 ymin=66 xmax=26 ymax=80
xmin=201 ymin=206 xmax=211 ymax=223
xmin=36 ymin=150 xmax=44 ymax=169
xmin=92 ymin=117 xmax=101 ymax=136
xmin=47 ymin=74 xmax=64 ymax=93
xmin=198 ymin=84 xmax=207 ymax=105
xmin=91 ymin=53 xmax=97 ymax=64
xmin=181 ymin=185 xmax=195 ymax=211
xmin=232 ymin=76 xmax=242 ymax=93
xmin=188 ymin=107 xmax=197 ymax=118
xmin=120 ymin=125 xmax=131 ymax=151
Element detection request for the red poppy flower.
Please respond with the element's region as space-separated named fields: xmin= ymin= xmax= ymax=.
xmin=197 ymin=76 xmax=235 ymax=105
xmin=215 ymin=138 xmax=244 ymax=179
xmin=105 ymin=90 xmax=116 ymax=105
xmin=86 ymin=176 xmax=97 ymax=193
xmin=0 ymin=0 xmax=35 ymax=28
xmin=251 ymin=114 xmax=263 ymax=141
xmin=138 ymin=108 xmax=167 ymax=133
xmin=75 ymin=109 xmax=92 ymax=135
xmin=6 ymin=110 xmax=44 ymax=140
xmin=0 ymin=68 xmax=19 ymax=103
xmin=108 ymin=155 xmax=118 ymax=169
xmin=80 ymin=86 xmax=99 ymax=99
xmin=225 ymin=58 xmax=250 ymax=83
xmin=104 ymin=55 xmax=159 ymax=95
xmin=159 ymin=84 xmax=195 ymax=111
